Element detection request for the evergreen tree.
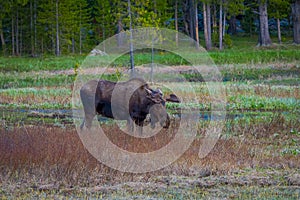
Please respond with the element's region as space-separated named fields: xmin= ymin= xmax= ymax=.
xmin=269 ymin=0 xmax=290 ymax=43
xmin=0 ymin=1 xmax=10 ymax=55
xmin=38 ymin=0 xmax=57 ymax=54
xmin=292 ymin=0 xmax=300 ymax=44
xmin=226 ymin=0 xmax=245 ymax=35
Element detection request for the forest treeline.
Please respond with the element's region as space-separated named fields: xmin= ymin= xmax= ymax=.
xmin=0 ymin=0 xmax=300 ymax=56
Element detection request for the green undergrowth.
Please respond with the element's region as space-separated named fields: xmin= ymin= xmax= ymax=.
xmin=222 ymin=67 xmax=300 ymax=82
xmin=210 ymin=47 xmax=300 ymax=65
xmin=0 ymin=55 xmax=84 ymax=72
xmin=167 ymin=96 xmax=299 ymax=112
xmin=1 ymin=42 xmax=300 ymax=72
xmin=182 ymin=67 xmax=300 ymax=83
xmin=0 ymin=87 xmax=72 ymax=96
xmin=0 ymin=73 xmax=120 ymax=89
xmin=0 ymin=102 xmax=72 ymax=110
xmin=0 ymin=66 xmax=299 ymax=89
xmin=1 ymin=95 xmax=298 ymax=111
xmin=0 ymin=74 xmax=76 ymax=88
xmin=227 ymin=95 xmax=299 ymax=111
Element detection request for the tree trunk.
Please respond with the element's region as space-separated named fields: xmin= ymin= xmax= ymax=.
xmin=276 ymin=18 xmax=281 ymax=44
xmin=0 ymin=29 xmax=5 ymax=55
xmin=182 ymin=1 xmax=189 ymax=35
xmin=222 ymin=0 xmax=226 ymax=37
xmin=188 ymin=0 xmax=195 ymax=40
xmin=30 ymin=0 xmax=34 ymax=56
xmin=228 ymin=16 xmax=236 ymax=35
xmin=292 ymin=0 xmax=300 ymax=44
xmin=79 ymin=29 xmax=82 ymax=54
xmin=19 ymin=17 xmax=22 ymax=56
xmin=195 ymin=1 xmax=199 ymax=49
xmin=12 ymin=15 xmax=15 ymax=56
xmin=55 ymin=0 xmax=60 ymax=56
xmin=212 ymin=4 xmax=217 ymax=32
xmin=203 ymin=2 xmax=208 ymax=48
xmin=175 ymin=0 xmax=178 ymax=46
xmin=223 ymin=10 xmax=226 ymax=37
xmin=52 ymin=24 xmax=55 ymax=54
xmin=72 ymin=37 xmax=75 ymax=54
xmin=16 ymin=10 xmax=19 ymax=56
xmin=41 ymin=36 xmax=44 ymax=54
xmin=207 ymin=3 xmax=212 ymax=49
xmin=219 ymin=1 xmax=223 ymax=50
xmin=0 ymin=21 xmax=6 ymax=55
xmin=34 ymin=0 xmax=37 ymax=55
xmin=203 ymin=2 xmax=212 ymax=50
xmin=79 ymin=6 xmax=82 ymax=55
xmin=258 ymin=0 xmax=272 ymax=46
xmin=116 ymin=19 xmax=123 ymax=47
xmin=102 ymin=13 xmax=106 ymax=52
xmin=128 ymin=0 xmax=135 ymax=75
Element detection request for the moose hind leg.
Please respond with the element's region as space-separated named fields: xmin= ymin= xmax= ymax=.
xmin=81 ymin=113 xmax=95 ymax=129
xmin=80 ymin=118 xmax=85 ymax=130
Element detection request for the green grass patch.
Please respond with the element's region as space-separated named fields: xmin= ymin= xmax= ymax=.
xmin=1 ymin=41 xmax=300 ymax=73
xmin=0 ymin=87 xmax=72 ymax=97
xmin=0 ymin=55 xmax=84 ymax=72
xmin=180 ymin=66 xmax=299 ymax=83
xmin=210 ymin=48 xmax=300 ymax=64
xmin=93 ymin=46 xmax=300 ymax=67
xmin=111 ymin=51 xmax=188 ymax=67
xmin=167 ymin=95 xmax=299 ymax=112
xmin=0 ymin=102 xmax=72 ymax=110
xmin=0 ymin=74 xmax=76 ymax=88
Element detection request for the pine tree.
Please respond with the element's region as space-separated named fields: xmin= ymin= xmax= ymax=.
xmin=292 ymin=0 xmax=300 ymax=44
xmin=0 ymin=1 xmax=10 ymax=55
xmin=38 ymin=0 xmax=57 ymax=54
xmin=226 ymin=0 xmax=245 ymax=35
xmin=94 ymin=0 xmax=115 ymax=44
xmin=269 ymin=0 xmax=290 ymax=44
xmin=60 ymin=0 xmax=90 ymax=54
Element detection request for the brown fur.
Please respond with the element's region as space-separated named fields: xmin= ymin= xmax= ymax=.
xmin=80 ymin=78 xmax=170 ymax=133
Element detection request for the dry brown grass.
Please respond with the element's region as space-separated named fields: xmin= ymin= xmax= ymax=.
xmin=0 ymin=114 xmax=299 ymax=190
xmin=228 ymin=84 xmax=300 ymax=99
xmin=0 ymin=86 xmax=71 ymax=105
xmin=1 ymin=83 xmax=298 ymax=109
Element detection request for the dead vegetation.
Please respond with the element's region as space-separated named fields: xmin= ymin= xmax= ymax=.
xmin=0 ymin=113 xmax=299 ymax=198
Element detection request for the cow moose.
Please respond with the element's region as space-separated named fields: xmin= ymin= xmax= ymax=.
xmin=79 ymin=78 xmax=179 ymax=133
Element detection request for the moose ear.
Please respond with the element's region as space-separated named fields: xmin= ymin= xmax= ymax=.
xmin=166 ymin=93 xmax=180 ymax=103
xmin=146 ymin=89 xmax=163 ymax=104
xmin=145 ymin=88 xmax=153 ymax=95
xmin=155 ymin=88 xmax=163 ymax=96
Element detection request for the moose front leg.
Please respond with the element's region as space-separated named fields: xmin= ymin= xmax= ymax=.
xmin=126 ymin=117 xmax=134 ymax=133
xmin=135 ymin=120 xmax=143 ymax=135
